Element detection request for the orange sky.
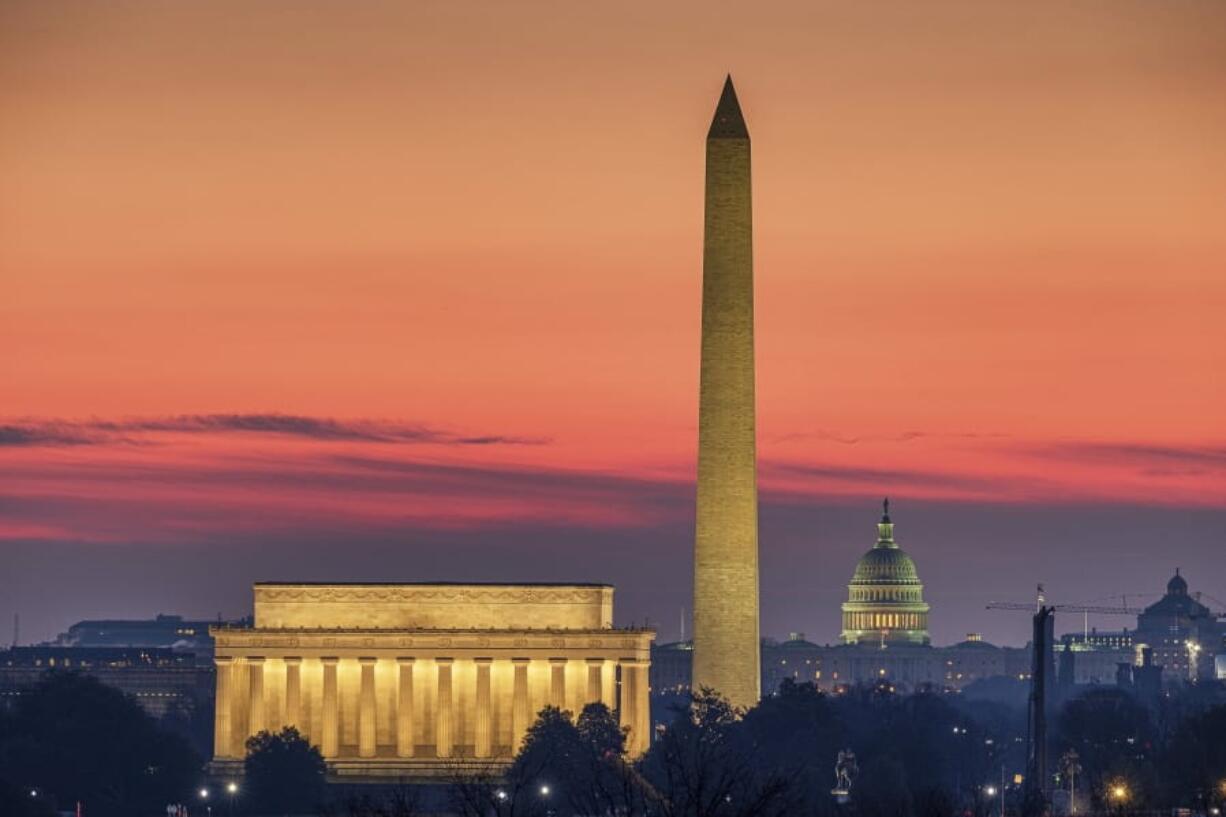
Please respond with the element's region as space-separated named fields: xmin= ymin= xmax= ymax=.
xmin=2 ymin=1 xmax=1224 ymax=643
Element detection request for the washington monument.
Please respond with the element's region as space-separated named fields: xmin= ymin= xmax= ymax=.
xmin=692 ymin=76 xmax=760 ymax=709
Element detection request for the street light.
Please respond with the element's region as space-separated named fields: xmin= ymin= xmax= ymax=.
xmin=226 ymin=782 xmax=237 ymax=795
xmin=985 ymin=786 xmax=998 ymax=797
xmin=199 ymin=788 xmax=210 ymax=800
xmin=1109 ymin=780 xmax=1129 ymax=813
xmin=539 ymin=784 xmax=551 ymax=797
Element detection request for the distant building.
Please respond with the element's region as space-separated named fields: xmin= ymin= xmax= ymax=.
xmin=1060 ymin=628 xmax=1134 ymax=651
xmin=52 ymin=612 xmax=228 ymax=653
xmin=1056 ymin=569 xmax=1226 ymax=685
xmin=653 ymin=633 xmax=1031 ymax=703
xmin=841 ymin=501 xmax=930 ymax=646
xmin=1132 ymin=570 xmax=1223 ymax=682
xmin=0 ymin=646 xmax=213 ymax=719
xmin=761 ymin=633 xmax=823 ymax=693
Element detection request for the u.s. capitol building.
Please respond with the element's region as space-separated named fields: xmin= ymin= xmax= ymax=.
xmin=653 ymin=502 xmax=1225 ymax=700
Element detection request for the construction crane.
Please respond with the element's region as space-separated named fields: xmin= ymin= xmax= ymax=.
xmin=987 ymin=584 xmax=1141 ymax=639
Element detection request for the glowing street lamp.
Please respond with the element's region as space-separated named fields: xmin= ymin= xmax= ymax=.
xmin=226 ymin=782 xmax=238 ymax=795
xmin=539 ymin=784 xmax=551 ymax=797
xmin=198 ymin=788 xmax=210 ymax=800
xmin=985 ymin=785 xmax=998 ymax=797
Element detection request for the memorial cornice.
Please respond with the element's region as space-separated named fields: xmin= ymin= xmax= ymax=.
xmin=212 ymin=627 xmax=654 ymax=652
xmin=252 ymin=584 xmax=611 ymax=605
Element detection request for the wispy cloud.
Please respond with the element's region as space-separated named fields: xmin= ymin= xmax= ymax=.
xmin=0 ymin=414 xmax=546 ymax=447
xmin=1013 ymin=440 xmax=1226 ymax=472
xmin=769 ymin=429 xmax=1011 ymax=446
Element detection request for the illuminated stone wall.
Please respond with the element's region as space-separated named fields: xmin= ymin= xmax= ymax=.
xmin=253 ymin=583 xmax=614 ymax=630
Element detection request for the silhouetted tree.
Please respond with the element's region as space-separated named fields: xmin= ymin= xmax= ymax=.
xmin=1056 ymin=688 xmax=1157 ymax=810
xmin=852 ymin=757 xmax=912 ymax=817
xmin=449 ymin=706 xmax=583 ymax=817
xmin=640 ymin=688 xmax=799 ymax=817
xmin=1160 ymin=703 xmax=1226 ymax=810
xmin=244 ymin=726 xmax=327 ymax=814
xmin=0 ymin=671 xmax=200 ymax=817
xmin=742 ymin=680 xmax=845 ymax=817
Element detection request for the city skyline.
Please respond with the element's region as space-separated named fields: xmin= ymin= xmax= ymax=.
xmin=3 ymin=1 xmax=1225 ymax=648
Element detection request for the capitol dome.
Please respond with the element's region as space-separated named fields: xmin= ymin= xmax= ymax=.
xmin=840 ymin=500 xmax=931 ymax=646
xmin=850 ymin=545 xmax=922 ymax=585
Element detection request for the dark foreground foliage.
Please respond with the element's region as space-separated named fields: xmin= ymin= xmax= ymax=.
xmin=446 ymin=679 xmax=1226 ymax=817
xmin=245 ymin=725 xmax=329 ymax=813
xmin=0 ymin=671 xmax=200 ymax=817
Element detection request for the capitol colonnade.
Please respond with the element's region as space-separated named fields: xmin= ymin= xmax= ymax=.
xmin=211 ymin=584 xmax=654 ymax=779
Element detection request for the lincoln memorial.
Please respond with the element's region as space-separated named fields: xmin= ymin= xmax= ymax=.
xmin=210 ymin=582 xmax=655 ymax=779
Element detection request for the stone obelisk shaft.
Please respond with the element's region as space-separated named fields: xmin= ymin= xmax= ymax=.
xmin=692 ymin=76 xmax=759 ymax=709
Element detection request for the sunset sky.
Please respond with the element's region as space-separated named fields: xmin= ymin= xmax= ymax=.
xmin=3 ymin=1 xmax=1224 ymax=646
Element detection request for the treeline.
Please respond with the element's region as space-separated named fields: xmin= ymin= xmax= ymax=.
xmin=434 ymin=679 xmax=1226 ymax=817
xmin=3 ymin=672 xmax=1224 ymax=817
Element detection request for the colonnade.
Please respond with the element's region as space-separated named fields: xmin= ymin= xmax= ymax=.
xmin=214 ymin=655 xmax=651 ymax=762
xmin=843 ymin=611 xmax=925 ymax=631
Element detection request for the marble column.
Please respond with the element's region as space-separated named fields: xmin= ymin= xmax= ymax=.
xmin=321 ymin=657 xmax=339 ymax=758
xmin=511 ymin=657 xmax=530 ymax=751
xmin=618 ymin=659 xmax=637 ymax=752
xmin=435 ymin=658 xmax=454 ymax=758
xmin=634 ymin=659 xmax=651 ymax=753
xmin=619 ymin=659 xmax=651 ymax=757
xmin=474 ymin=658 xmax=493 ymax=758
xmin=549 ymin=657 xmax=567 ymax=709
xmin=358 ymin=657 xmax=377 ymax=758
xmin=283 ymin=657 xmax=302 ymax=731
xmin=214 ymin=656 xmax=234 ymax=758
xmin=396 ymin=657 xmax=415 ymax=758
xmin=586 ymin=657 xmax=604 ymax=705
xmin=247 ymin=657 xmax=266 ymax=737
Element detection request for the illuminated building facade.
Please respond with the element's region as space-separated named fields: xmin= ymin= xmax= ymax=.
xmin=210 ymin=583 xmax=654 ymax=780
xmin=840 ymin=501 xmax=931 ymax=646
